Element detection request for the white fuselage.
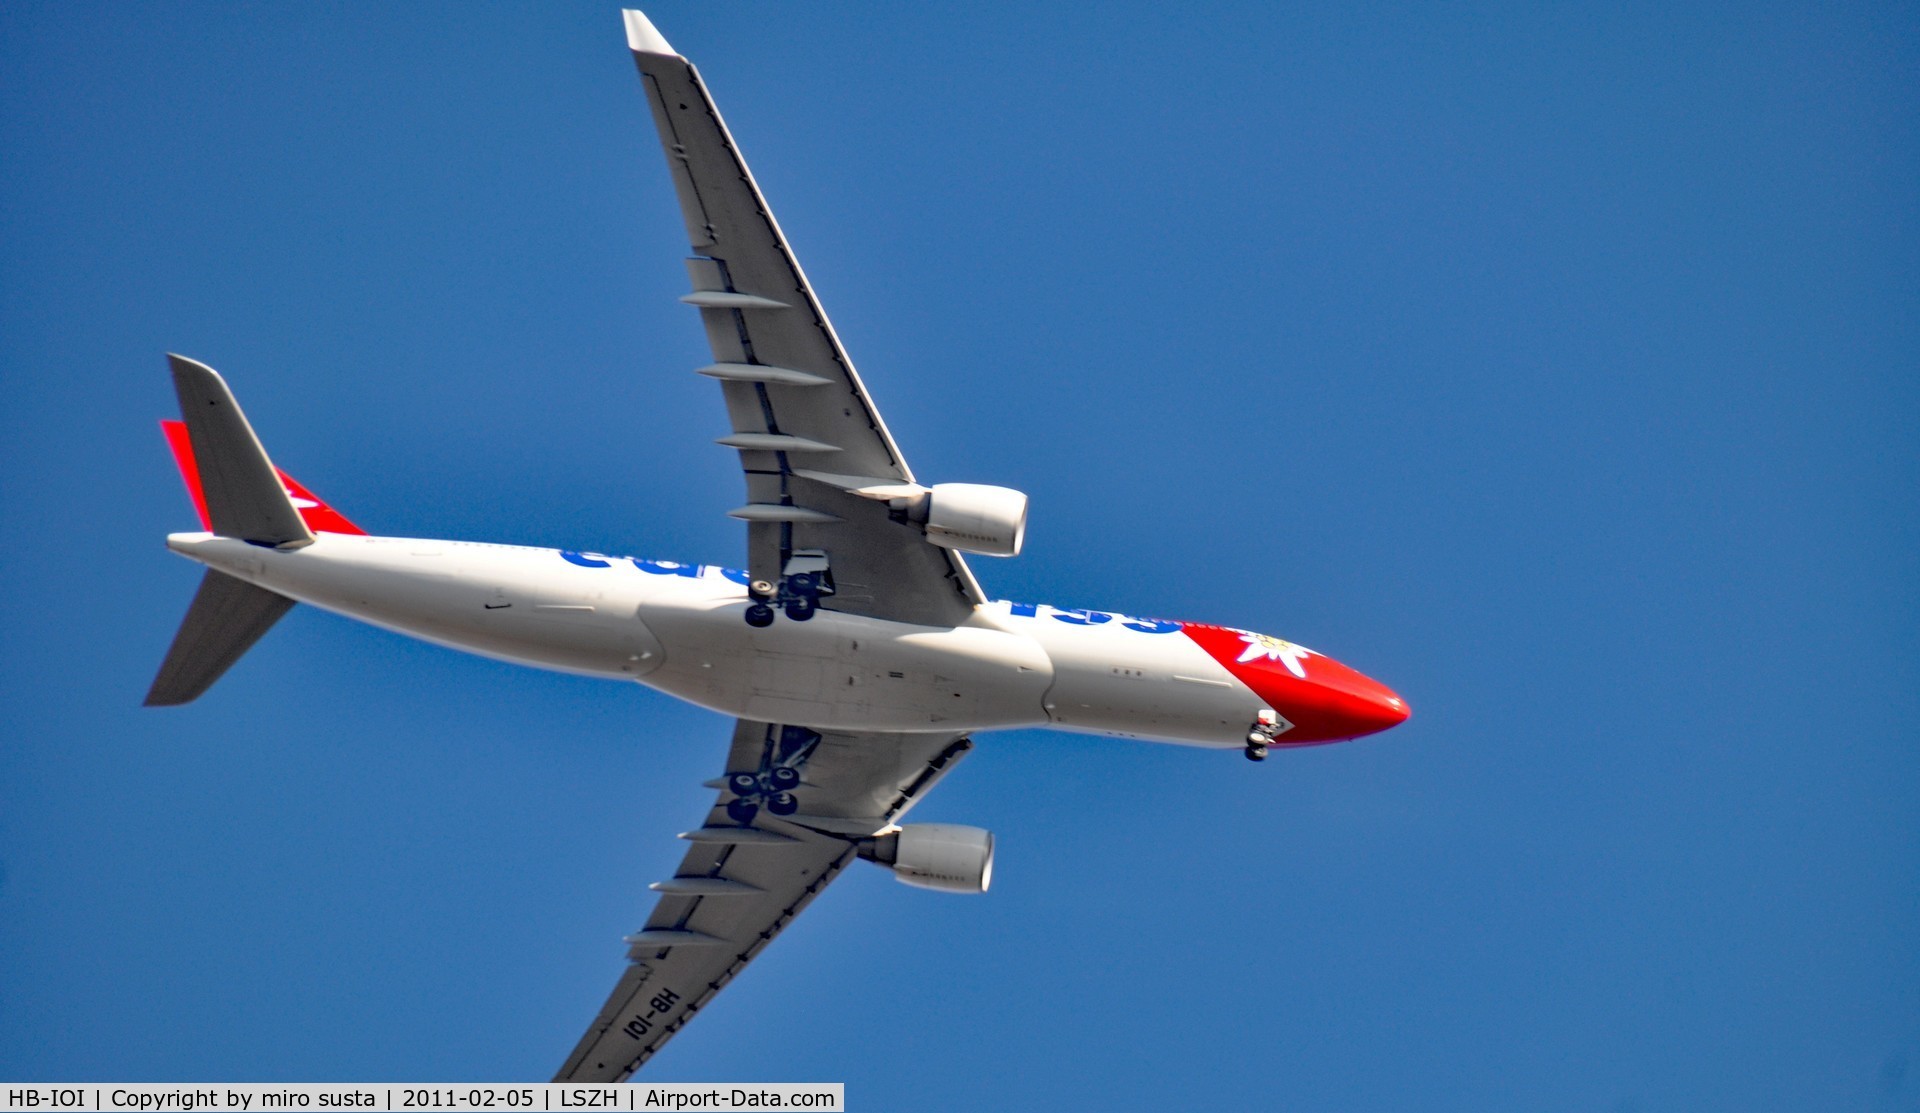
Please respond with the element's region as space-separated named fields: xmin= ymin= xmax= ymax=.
xmin=167 ymin=532 xmax=1266 ymax=747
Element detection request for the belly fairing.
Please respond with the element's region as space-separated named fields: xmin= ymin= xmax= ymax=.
xmin=637 ymin=593 xmax=1056 ymax=732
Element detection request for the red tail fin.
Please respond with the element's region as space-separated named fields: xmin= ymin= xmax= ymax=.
xmin=161 ymin=419 xmax=367 ymax=536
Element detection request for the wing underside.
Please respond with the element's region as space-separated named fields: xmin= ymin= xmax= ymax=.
xmin=554 ymin=719 xmax=971 ymax=1081
xmin=624 ymin=13 xmax=984 ymax=629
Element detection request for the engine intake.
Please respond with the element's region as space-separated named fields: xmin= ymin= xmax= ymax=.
xmin=861 ymin=823 xmax=995 ymax=893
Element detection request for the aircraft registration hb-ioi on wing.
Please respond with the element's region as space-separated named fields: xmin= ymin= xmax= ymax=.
xmin=144 ymin=9 xmax=1410 ymax=1081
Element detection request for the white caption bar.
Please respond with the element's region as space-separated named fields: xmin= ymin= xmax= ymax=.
xmin=1 ymin=1086 xmax=843 ymax=1113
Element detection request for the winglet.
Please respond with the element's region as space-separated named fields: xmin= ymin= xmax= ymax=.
xmin=622 ymin=10 xmax=677 ymax=57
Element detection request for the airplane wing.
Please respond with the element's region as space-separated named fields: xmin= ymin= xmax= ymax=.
xmin=555 ymin=718 xmax=972 ymax=1081
xmin=621 ymin=9 xmax=984 ymax=629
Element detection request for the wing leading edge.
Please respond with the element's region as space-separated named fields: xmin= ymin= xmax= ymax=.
xmin=622 ymin=10 xmax=985 ymax=628
xmin=554 ymin=718 xmax=972 ymax=1081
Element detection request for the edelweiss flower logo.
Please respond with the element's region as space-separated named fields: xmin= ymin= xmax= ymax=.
xmin=1236 ymin=633 xmax=1315 ymax=679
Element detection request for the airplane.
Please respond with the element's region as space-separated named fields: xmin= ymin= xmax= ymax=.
xmin=143 ymin=9 xmax=1411 ymax=1082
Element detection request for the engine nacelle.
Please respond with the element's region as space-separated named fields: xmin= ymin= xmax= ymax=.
xmin=921 ymin=483 xmax=1027 ymax=557
xmin=861 ymin=823 xmax=995 ymax=893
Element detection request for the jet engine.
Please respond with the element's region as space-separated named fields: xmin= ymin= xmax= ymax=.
xmin=861 ymin=823 xmax=995 ymax=893
xmin=909 ymin=483 xmax=1028 ymax=557
xmin=849 ymin=480 xmax=1028 ymax=557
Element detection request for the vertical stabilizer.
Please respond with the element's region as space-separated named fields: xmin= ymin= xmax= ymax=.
xmin=162 ymin=419 xmax=367 ymax=537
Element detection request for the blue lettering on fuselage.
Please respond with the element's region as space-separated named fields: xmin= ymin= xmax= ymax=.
xmin=557 ymin=550 xmax=749 ymax=584
xmin=556 ymin=552 xmax=1179 ymax=631
xmin=632 ymin=558 xmax=699 ymax=577
xmin=999 ymin=601 xmax=1181 ymax=634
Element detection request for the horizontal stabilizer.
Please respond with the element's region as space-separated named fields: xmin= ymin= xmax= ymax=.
xmin=168 ymin=354 xmax=315 ymax=549
xmin=144 ymin=570 xmax=296 ymax=707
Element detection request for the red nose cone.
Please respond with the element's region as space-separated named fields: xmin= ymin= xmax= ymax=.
xmin=1277 ymin=654 xmax=1411 ymax=742
xmin=1182 ymin=624 xmax=1411 ymax=745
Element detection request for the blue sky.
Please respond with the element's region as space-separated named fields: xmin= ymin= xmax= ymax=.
xmin=2 ymin=3 xmax=1915 ymax=1109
